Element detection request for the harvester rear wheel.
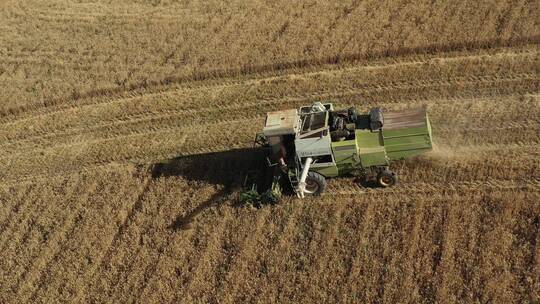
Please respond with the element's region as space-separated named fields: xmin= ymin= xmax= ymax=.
xmin=377 ymin=170 xmax=397 ymax=188
xmin=304 ymin=172 xmax=326 ymax=196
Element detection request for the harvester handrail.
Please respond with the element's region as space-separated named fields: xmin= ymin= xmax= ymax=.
xmin=297 ymin=126 xmax=328 ymax=139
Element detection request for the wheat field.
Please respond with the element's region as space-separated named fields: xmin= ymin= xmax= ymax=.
xmin=0 ymin=0 xmax=539 ymax=303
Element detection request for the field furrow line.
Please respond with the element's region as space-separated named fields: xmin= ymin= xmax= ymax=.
xmin=1 ymin=76 xmax=537 ymax=153
xmin=298 ymin=203 xmax=348 ymax=299
xmin=0 ymin=116 xmax=259 ymax=162
xmin=2 ymin=134 xmax=539 ymax=186
xmin=3 ymin=40 xmax=537 ymax=63
xmin=6 ymin=91 xmax=533 ymax=154
xmin=13 ymin=179 xmax=95 ymax=300
xmin=0 ymin=185 xmax=32 ymax=234
xmin=0 ymin=108 xmax=263 ymax=151
xmin=329 ymin=178 xmax=540 ymax=197
xmin=23 ymin=211 xmax=92 ymax=302
xmin=0 ymin=163 xmax=136 ymax=189
xmin=154 ymin=193 xmax=232 ymax=302
xmin=432 ymin=142 xmax=540 ymax=154
xmin=0 ymin=139 xmax=537 ymax=191
xmin=1 ymin=69 xmax=527 ymax=135
xmin=28 ymin=10 xmax=182 ymax=22
xmin=139 ymin=220 xmax=202 ymax=303
xmin=130 ymin=189 xmax=229 ymax=301
xmin=0 ymin=181 xmax=90 ymax=299
xmin=112 ymin=175 xmax=152 ymax=247
xmin=435 ymin=122 xmax=540 ymax=133
xmin=342 ymin=196 xmax=381 ymax=295
xmin=76 ymin=175 xmax=152 ymax=303
xmin=25 ymin=173 xmax=142 ymax=303
xmin=0 ymin=46 xmax=536 ymax=125
xmin=1 ymin=70 xmax=537 ymax=149
xmin=0 ymin=145 xmax=232 ymax=189
xmin=213 ymin=210 xmax=272 ymax=302
xmin=400 ymin=198 xmax=429 ymax=299
xmin=0 ymin=188 xmax=46 ymax=256
xmin=252 ymin=202 xmax=308 ymax=292
xmin=134 ymin=188 xmax=229 ymax=303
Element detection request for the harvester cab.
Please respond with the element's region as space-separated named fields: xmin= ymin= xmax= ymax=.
xmin=240 ymin=102 xmax=433 ymax=204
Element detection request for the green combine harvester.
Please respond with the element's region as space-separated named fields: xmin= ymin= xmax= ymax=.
xmin=240 ymin=102 xmax=433 ymax=204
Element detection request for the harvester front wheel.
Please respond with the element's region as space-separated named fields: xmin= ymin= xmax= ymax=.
xmin=304 ymin=172 xmax=327 ymax=196
xmin=377 ymin=170 xmax=397 ymax=188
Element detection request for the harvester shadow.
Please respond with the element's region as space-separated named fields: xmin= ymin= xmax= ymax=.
xmin=151 ymin=147 xmax=265 ymax=230
xmin=167 ymin=188 xmax=232 ymax=231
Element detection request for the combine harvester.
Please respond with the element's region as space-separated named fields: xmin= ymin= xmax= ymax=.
xmin=240 ymin=102 xmax=433 ymax=204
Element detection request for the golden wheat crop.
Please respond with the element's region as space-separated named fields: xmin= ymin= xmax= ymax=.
xmin=0 ymin=0 xmax=539 ymax=303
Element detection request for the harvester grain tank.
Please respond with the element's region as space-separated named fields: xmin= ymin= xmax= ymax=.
xmin=240 ymin=102 xmax=433 ymax=204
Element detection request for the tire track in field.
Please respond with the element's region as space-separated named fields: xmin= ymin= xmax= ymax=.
xmin=1 ymin=46 xmax=536 ymax=125
xmin=0 ymin=66 xmax=526 ymax=139
xmin=83 ymin=182 xmax=211 ymax=302
xmin=300 ymin=203 xmax=348 ymax=293
xmin=24 ymin=174 xmax=138 ymax=303
xmin=0 ymin=74 xmax=537 ymax=157
xmin=138 ymin=217 xmax=204 ymax=303
xmin=0 ymin=186 xmax=49 ymax=257
xmin=246 ymin=202 xmax=307 ymax=297
xmin=343 ymin=198 xmax=379 ymax=297
xmin=1 ymin=59 xmax=536 ymax=143
xmin=211 ymin=210 xmax=272 ymax=303
xmin=0 ymin=77 xmax=533 ymax=152
xmin=328 ymin=178 xmax=540 ymax=197
xmin=4 ymin=98 xmax=540 ymax=184
xmin=2 ymin=65 xmax=537 ymax=134
xmin=0 ymin=139 xmax=537 ymax=191
xmin=27 ymin=6 xmax=186 ymax=22
xmin=0 ymin=185 xmax=32 ymax=236
xmin=121 ymin=189 xmax=226 ymax=303
xmin=12 ymin=178 xmax=96 ymax=300
xmin=170 ymin=203 xmax=234 ymax=301
xmin=0 ymin=117 xmax=537 ymax=183
xmin=21 ymin=188 xmax=96 ymax=302
xmin=1 ymin=203 xmax=84 ymax=299
xmin=80 ymin=173 xmax=152 ymax=297
xmin=280 ymin=204 xmax=347 ymax=303
xmin=114 ymin=174 xmax=152 ymax=244
xmin=130 ymin=188 xmax=238 ymax=303
xmin=9 ymin=117 xmax=536 ymax=163
xmin=0 ymin=106 xmax=262 ymax=152
xmin=0 ymin=115 xmax=260 ymax=168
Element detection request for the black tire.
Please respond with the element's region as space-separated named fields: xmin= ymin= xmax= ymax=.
xmin=377 ymin=170 xmax=397 ymax=188
xmin=304 ymin=171 xmax=327 ymax=196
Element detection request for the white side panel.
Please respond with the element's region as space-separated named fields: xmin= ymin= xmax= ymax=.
xmin=294 ymin=134 xmax=332 ymax=158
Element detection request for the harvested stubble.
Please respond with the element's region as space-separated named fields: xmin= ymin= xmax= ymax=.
xmin=0 ymin=0 xmax=539 ymax=303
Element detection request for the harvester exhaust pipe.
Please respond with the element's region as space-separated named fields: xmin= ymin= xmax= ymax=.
xmin=297 ymin=157 xmax=313 ymax=198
